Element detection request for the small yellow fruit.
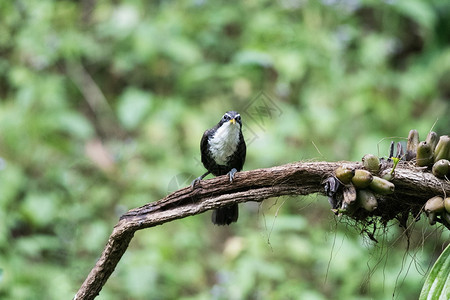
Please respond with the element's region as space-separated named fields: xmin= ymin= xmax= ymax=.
xmin=432 ymin=159 xmax=449 ymax=178
xmin=434 ymin=135 xmax=450 ymax=163
xmin=416 ymin=141 xmax=434 ymax=167
xmin=351 ymin=169 xmax=373 ymax=189
xmin=335 ymin=165 xmax=355 ymax=184
xmin=357 ymin=189 xmax=378 ymax=212
xmin=444 ymin=197 xmax=450 ymax=214
xmin=381 ymin=172 xmax=394 ymax=181
xmin=369 ymin=176 xmax=395 ymax=195
xmin=424 ymin=196 xmax=444 ymax=213
xmin=362 ymin=154 xmax=380 ymax=173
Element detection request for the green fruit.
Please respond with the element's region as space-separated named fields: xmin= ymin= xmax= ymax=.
xmin=335 ymin=165 xmax=355 ymax=184
xmin=444 ymin=197 xmax=450 ymax=214
xmin=424 ymin=196 xmax=444 ymax=213
xmin=428 ymin=212 xmax=437 ymax=225
xmin=406 ymin=129 xmax=419 ymax=161
xmin=381 ymin=172 xmax=394 ymax=181
xmin=362 ymin=154 xmax=380 ymax=173
xmin=416 ymin=141 xmax=434 ymax=167
xmin=423 ymin=195 xmax=444 ymax=226
xmin=432 ymin=159 xmax=449 ymax=178
xmin=357 ymin=189 xmax=378 ymax=212
xmin=351 ymin=169 xmax=373 ymax=189
xmin=434 ymin=135 xmax=450 ymax=163
xmin=369 ymin=176 xmax=395 ymax=195
xmin=425 ymin=131 xmax=438 ymax=151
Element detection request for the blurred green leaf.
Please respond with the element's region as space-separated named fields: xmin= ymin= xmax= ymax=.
xmin=56 ymin=112 xmax=94 ymax=140
xmin=233 ymin=50 xmax=273 ymax=67
xmin=394 ymin=0 xmax=436 ymax=30
xmin=117 ymin=88 xmax=153 ymax=130
xmin=20 ymin=193 xmax=60 ymax=228
xmin=420 ymin=243 xmax=450 ymax=300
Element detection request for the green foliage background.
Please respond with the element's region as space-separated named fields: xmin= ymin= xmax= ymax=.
xmin=0 ymin=0 xmax=449 ymax=299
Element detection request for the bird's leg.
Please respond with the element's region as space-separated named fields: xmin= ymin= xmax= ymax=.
xmin=228 ymin=168 xmax=237 ymax=183
xmin=191 ymin=171 xmax=210 ymax=188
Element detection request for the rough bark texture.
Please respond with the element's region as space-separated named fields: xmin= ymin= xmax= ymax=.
xmin=74 ymin=161 xmax=450 ymax=300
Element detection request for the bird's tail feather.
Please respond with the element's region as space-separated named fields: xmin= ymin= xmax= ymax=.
xmin=212 ymin=204 xmax=239 ymax=225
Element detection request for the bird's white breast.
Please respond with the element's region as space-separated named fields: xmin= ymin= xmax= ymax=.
xmin=209 ymin=122 xmax=240 ymax=165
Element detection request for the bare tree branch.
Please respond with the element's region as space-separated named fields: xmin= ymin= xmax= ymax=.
xmin=74 ymin=161 xmax=450 ymax=300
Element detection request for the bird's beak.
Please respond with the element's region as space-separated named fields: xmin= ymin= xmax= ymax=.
xmin=230 ymin=119 xmax=236 ymax=124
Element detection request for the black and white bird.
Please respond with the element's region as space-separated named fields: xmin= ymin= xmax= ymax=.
xmin=192 ymin=111 xmax=246 ymax=225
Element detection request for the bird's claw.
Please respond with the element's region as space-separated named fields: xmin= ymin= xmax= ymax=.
xmin=228 ymin=168 xmax=237 ymax=183
xmin=191 ymin=177 xmax=202 ymax=189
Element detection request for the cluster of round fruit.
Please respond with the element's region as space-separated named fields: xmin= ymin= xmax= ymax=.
xmin=424 ymin=196 xmax=450 ymax=225
xmin=333 ymin=154 xmax=392 ymax=214
xmin=410 ymin=130 xmax=450 ymax=225
xmin=329 ymin=130 xmax=449 ymax=223
xmin=408 ymin=130 xmax=449 ymax=177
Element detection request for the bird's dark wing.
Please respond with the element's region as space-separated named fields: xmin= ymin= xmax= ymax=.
xmin=232 ymin=132 xmax=246 ymax=171
xmin=200 ymin=129 xmax=209 ymax=155
xmin=200 ymin=128 xmax=214 ymax=169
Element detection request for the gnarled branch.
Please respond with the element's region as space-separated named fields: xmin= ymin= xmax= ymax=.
xmin=74 ymin=161 xmax=450 ymax=300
